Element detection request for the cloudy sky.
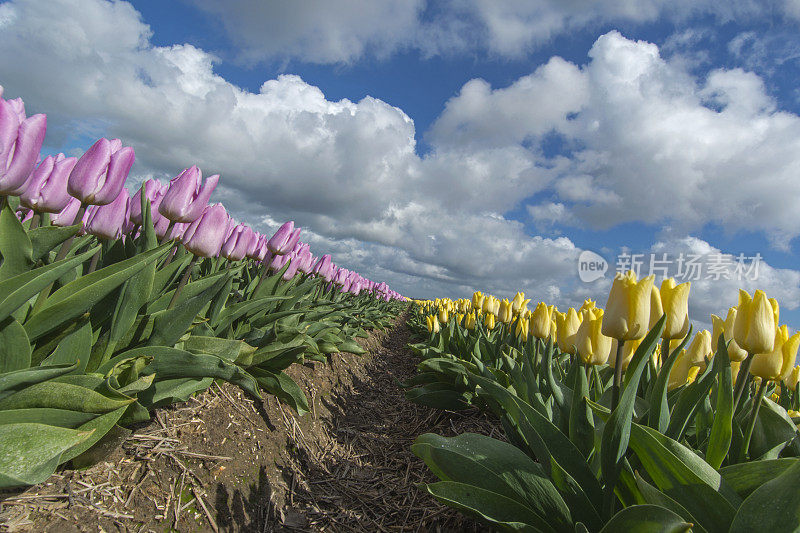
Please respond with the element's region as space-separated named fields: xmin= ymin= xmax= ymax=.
xmin=3 ymin=0 xmax=800 ymax=331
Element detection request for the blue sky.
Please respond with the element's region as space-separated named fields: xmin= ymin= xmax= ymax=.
xmin=3 ymin=0 xmax=800 ymax=334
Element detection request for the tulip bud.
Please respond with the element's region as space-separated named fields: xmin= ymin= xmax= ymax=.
xmin=649 ymin=284 xmax=664 ymax=331
xmin=511 ymin=292 xmax=531 ymax=314
xmin=668 ymin=350 xmax=700 ymax=391
xmin=51 ymin=197 xmax=83 ymax=227
xmin=67 ymin=138 xmax=135 ymax=205
xmin=515 ymin=315 xmax=529 ymax=341
xmin=660 ymin=278 xmax=691 ymax=340
xmin=485 ymin=313 xmax=496 ymax=330
xmin=602 ymin=271 xmax=655 ymax=341
xmin=530 ymin=302 xmax=553 ymax=339
xmin=750 ymin=325 xmax=800 ymax=381
xmin=556 ymin=308 xmax=582 ymax=354
xmin=686 ymin=329 xmax=712 ymax=371
xmin=19 ymin=154 xmax=77 ymax=213
xmin=438 ymin=307 xmax=449 ymax=324
xmin=181 ymin=203 xmax=231 ymax=258
xmin=129 ymin=179 xmax=164 ymax=225
xmin=221 ymin=223 xmax=256 ymax=261
xmin=472 ymin=291 xmax=484 ymax=312
xmin=158 ymin=166 xmax=219 ymax=223
xmin=784 ymin=365 xmax=800 ymax=390
xmin=267 ymin=221 xmax=302 ymax=255
xmin=498 ymin=299 xmax=513 ymax=323
xmin=0 ymin=98 xmax=47 ymax=196
xmin=576 ymin=308 xmax=612 ymax=365
xmin=85 ymin=188 xmax=131 ymax=240
xmin=464 ymin=312 xmax=476 ymax=330
xmin=733 ymin=290 xmax=777 ymax=354
xmin=711 ymin=308 xmax=748 ymax=362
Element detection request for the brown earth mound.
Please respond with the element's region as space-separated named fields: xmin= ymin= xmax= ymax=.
xmin=0 ymin=314 xmax=497 ymax=532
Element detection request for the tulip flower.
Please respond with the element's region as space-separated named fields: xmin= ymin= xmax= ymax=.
xmin=785 ymin=365 xmax=800 ymax=391
xmin=438 ymin=307 xmax=449 ymax=325
xmin=51 ymin=197 xmax=84 ymax=227
xmin=711 ymin=308 xmax=748 ymax=362
xmin=181 ymin=203 xmax=231 ymax=258
xmin=515 ymin=315 xmax=529 ymax=341
xmin=649 ymin=284 xmax=663 ymax=331
xmin=221 ymin=223 xmax=256 ymax=261
xmin=267 ymin=221 xmax=302 ymax=255
xmin=530 ymin=302 xmax=554 ymax=339
xmin=685 ymin=329 xmax=712 ymax=371
xmin=733 ymin=290 xmax=778 ymax=355
xmin=485 ymin=312 xmax=496 ymax=330
xmin=579 ymin=299 xmax=596 ymax=312
xmin=85 ymin=188 xmax=131 ymax=240
xmin=556 ymin=308 xmax=582 ymax=355
xmin=464 ymin=312 xmax=476 ymax=330
xmin=575 ymin=307 xmax=612 ymax=366
xmin=282 ymin=253 xmax=301 ymax=281
xmin=19 ymin=154 xmax=77 ymax=213
xmin=750 ymin=325 xmax=800 ymax=382
xmin=609 ymin=338 xmax=642 ymax=372
xmin=426 ymin=315 xmax=439 ymax=333
xmin=158 ymin=166 xmax=219 ymax=223
xmin=660 ymin=278 xmax=690 ymax=340
xmin=0 ymin=98 xmax=47 ymax=197
xmin=67 ymin=138 xmax=135 ymax=206
xmin=511 ymin=292 xmax=531 ymax=314
xmin=602 ymin=270 xmax=655 ymax=341
xmin=129 ymin=179 xmax=164 ymax=226
xmin=668 ymin=350 xmax=701 ymax=391
xmin=472 ymin=291 xmax=484 ymax=312
xmin=498 ymin=299 xmax=513 ymax=324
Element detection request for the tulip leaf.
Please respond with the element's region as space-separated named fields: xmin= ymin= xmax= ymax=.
xmin=423 ymin=481 xmax=558 ymax=532
xmin=59 ymin=406 xmax=127 ymax=464
xmin=0 ymin=408 xmax=96 ymax=428
xmin=0 ymin=246 xmax=99 ymax=323
xmin=665 ymin=347 xmax=720 ymax=442
xmin=706 ymin=334 xmax=734 ymax=469
xmin=720 ymin=458 xmax=799 ymax=499
xmin=599 ymin=505 xmax=692 ymax=533
xmin=0 ymin=316 xmax=31 ymax=373
xmin=569 ymin=365 xmax=594 ymax=459
xmin=747 ymin=397 xmax=800 ymax=458
xmin=646 ymin=326 xmax=692 ymax=433
xmin=183 ymin=335 xmax=256 ymax=363
xmin=28 ymin=224 xmax=82 ymax=262
xmin=633 ymin=472 xmax=709 ymax=533
xmin=40 ymin=316 xmax=92 ymax=373
xmin=0 ymin=362 xmax=79 ymax=399
xmin=0 ymin=381 xmax=134 ymax=413
xmin=0 ymin=423 xmax=94 ymax=489
xmin=145 ymin=274 xmax=230 ymax=347
xmin=249 ymin=367 xmax=309 ymax=416
xmin=0 ymin=203 xmax=33 ymax=281
xmin=601 ymin=315 xmax=665 ymax=516
xmin=136 ymin=377 xmax=213 ymax=409
xmin=211 ymin=295 xmax=291 ymax=335
xmin=24 ymin=244 xmax=169 ymax=341
xmin=729 ymin=458 xmax=800 ymax=532
xmin=405 ymin=384 xmax=473 ymax=410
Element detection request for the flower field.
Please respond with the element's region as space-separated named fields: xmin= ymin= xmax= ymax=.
xmin=2 ymin=89 xmax=800 ymax=532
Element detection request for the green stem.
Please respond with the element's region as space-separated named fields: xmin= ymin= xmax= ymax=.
xmin=611 ymin=339 xmax=625 ymax=413
xmin=740 ymin=378 xmax=768 ymax=462
xmin=29 ymin=212 xmax=41 ymax=230
xmin=86 ymin=248 xmax=101 ymax=274
xmin=167 ymin=256 xmax=197 ymax=310
xmin=160 ymin=220 xmax=176 ymax=244
xmin=733 ymin=352 xmax=755 ymax=413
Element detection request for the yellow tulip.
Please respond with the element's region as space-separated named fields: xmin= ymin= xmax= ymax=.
xmin=511 ymin=292 xmax=531 ymax=314
xmin=750 ymin=325 xmax=800 ymax=381
xmin=649 ymin=284 xmax=664 ymax=331
xmin=464 ymin=312 xmax=476 ymax=330
xmin=579 ymin=299 xmax=596 ymax=312
xmin=438 ymin=307 xmax=449 ymax=325
xmin=733 ymin=289 xmax=777 ymax=354
xmin=711 ymin=308 xmax=748 ymax=362
xmin=485 ymin=313 xmax=496 ymax=330
xmin=602 ymin=270 xmax=655 ymax=341
xmin=686 ymin=329 xmax=712 ymax=371
xmin=609 ymin=337 xmax=642 ymax=371
xmin=529 ymin=302 xmax=553 ymax=339
xmin=668 ymin=349 xmax=698 ymax=391
xmin=575 ymin=308 xmax=612 ymax=365
xmin=481 ymin=295 xmax=494 ymax=314
xmin=515 ymin=316 xmax=529 ymax=341
xmin=785 ymin=365 xmax=800 ymax=390
xmin=556 ymin=308 xmax=582 ymax=355
xmin=472 ymin=291 xmax=484 ymax=311
xmin=660 ymin=278 xmax=691 ymax=340
xmin=731 ymin=360 xmax=741 ymax=384
xmin=426 ymin=315 xmax=440 ymax=333
xmin=498 ymin=299 xmax=514 ymax=323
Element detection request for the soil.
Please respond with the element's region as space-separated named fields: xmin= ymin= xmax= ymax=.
xmin=0 ymin=313 xmax=498 ymax=532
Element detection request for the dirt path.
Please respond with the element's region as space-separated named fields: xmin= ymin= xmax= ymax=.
xmin=1 ymin=313 xmax=496 ymax=532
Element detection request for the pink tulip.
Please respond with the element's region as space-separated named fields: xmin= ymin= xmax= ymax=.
xmin=67 ymin=138 xmax=135 ymax=205
xmin=0 ymin=96 xmax=47 ymax=196
xmin=182 ymin=203 xmax=231 ymax=257
xmin=158 ymin=166 xmax=219 ymax=223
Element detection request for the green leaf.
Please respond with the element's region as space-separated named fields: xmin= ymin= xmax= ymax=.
xmin=0 ymin=246 xmax=99 ymax=323
xmin=0 ymin=203 xmax=33 ymax=281
xmin=28 ymin=224 xmax=82 ymax=262
xmin=59 ymin=406 xmax=127 ymax=464
xmin=406 ymin=385 xmax=473 ymax=411
xmin=0 ymin=408 xmax=96 ymax=428
xmin=0 ymin=362 xmax=79 ymax=399
xmin=0 ymin=317 xmax=31 ymax=372
xmin=40 ymin=316 xmax=92 ymax=373
xmin=748 ymin=397 xmax=800 ymax=459
xmin=0 ymin=381 xmax=134 ymax=413
xmin=706 ymin=335 xmax=734 ymax=469
xmin=729 ymin=458 xmax=800 ymax=532
xmin=569 ymin=365 xmax=593 ymax=458
xmin=211 ymin=295 xmax=290 ymax=334
xmin=424 ymin=481 xmax=555 ymax=532
xmin=338 ymin=338 xmax=366 ymax=355
xmin=634 ymin=472 xmax=708 ymax=533
xmin=599 ymin=505 xmax=692 ymax=533
xmin=184 ymin=335 xmax=256 ymax=363
xmin=136 ymin=377 xmax=212 ymax=409
xmin=24 ymin=244 xmax=169 ymax=341
xmin=720 ymin=458 xmax=799 ymax=499
xmin=249 ymin=368 xmax=309 ymax=416
xmin=0 ymin=423 xmax=93 ymax=488
xmin=646 ymin=327 xmax=692 ymax=433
